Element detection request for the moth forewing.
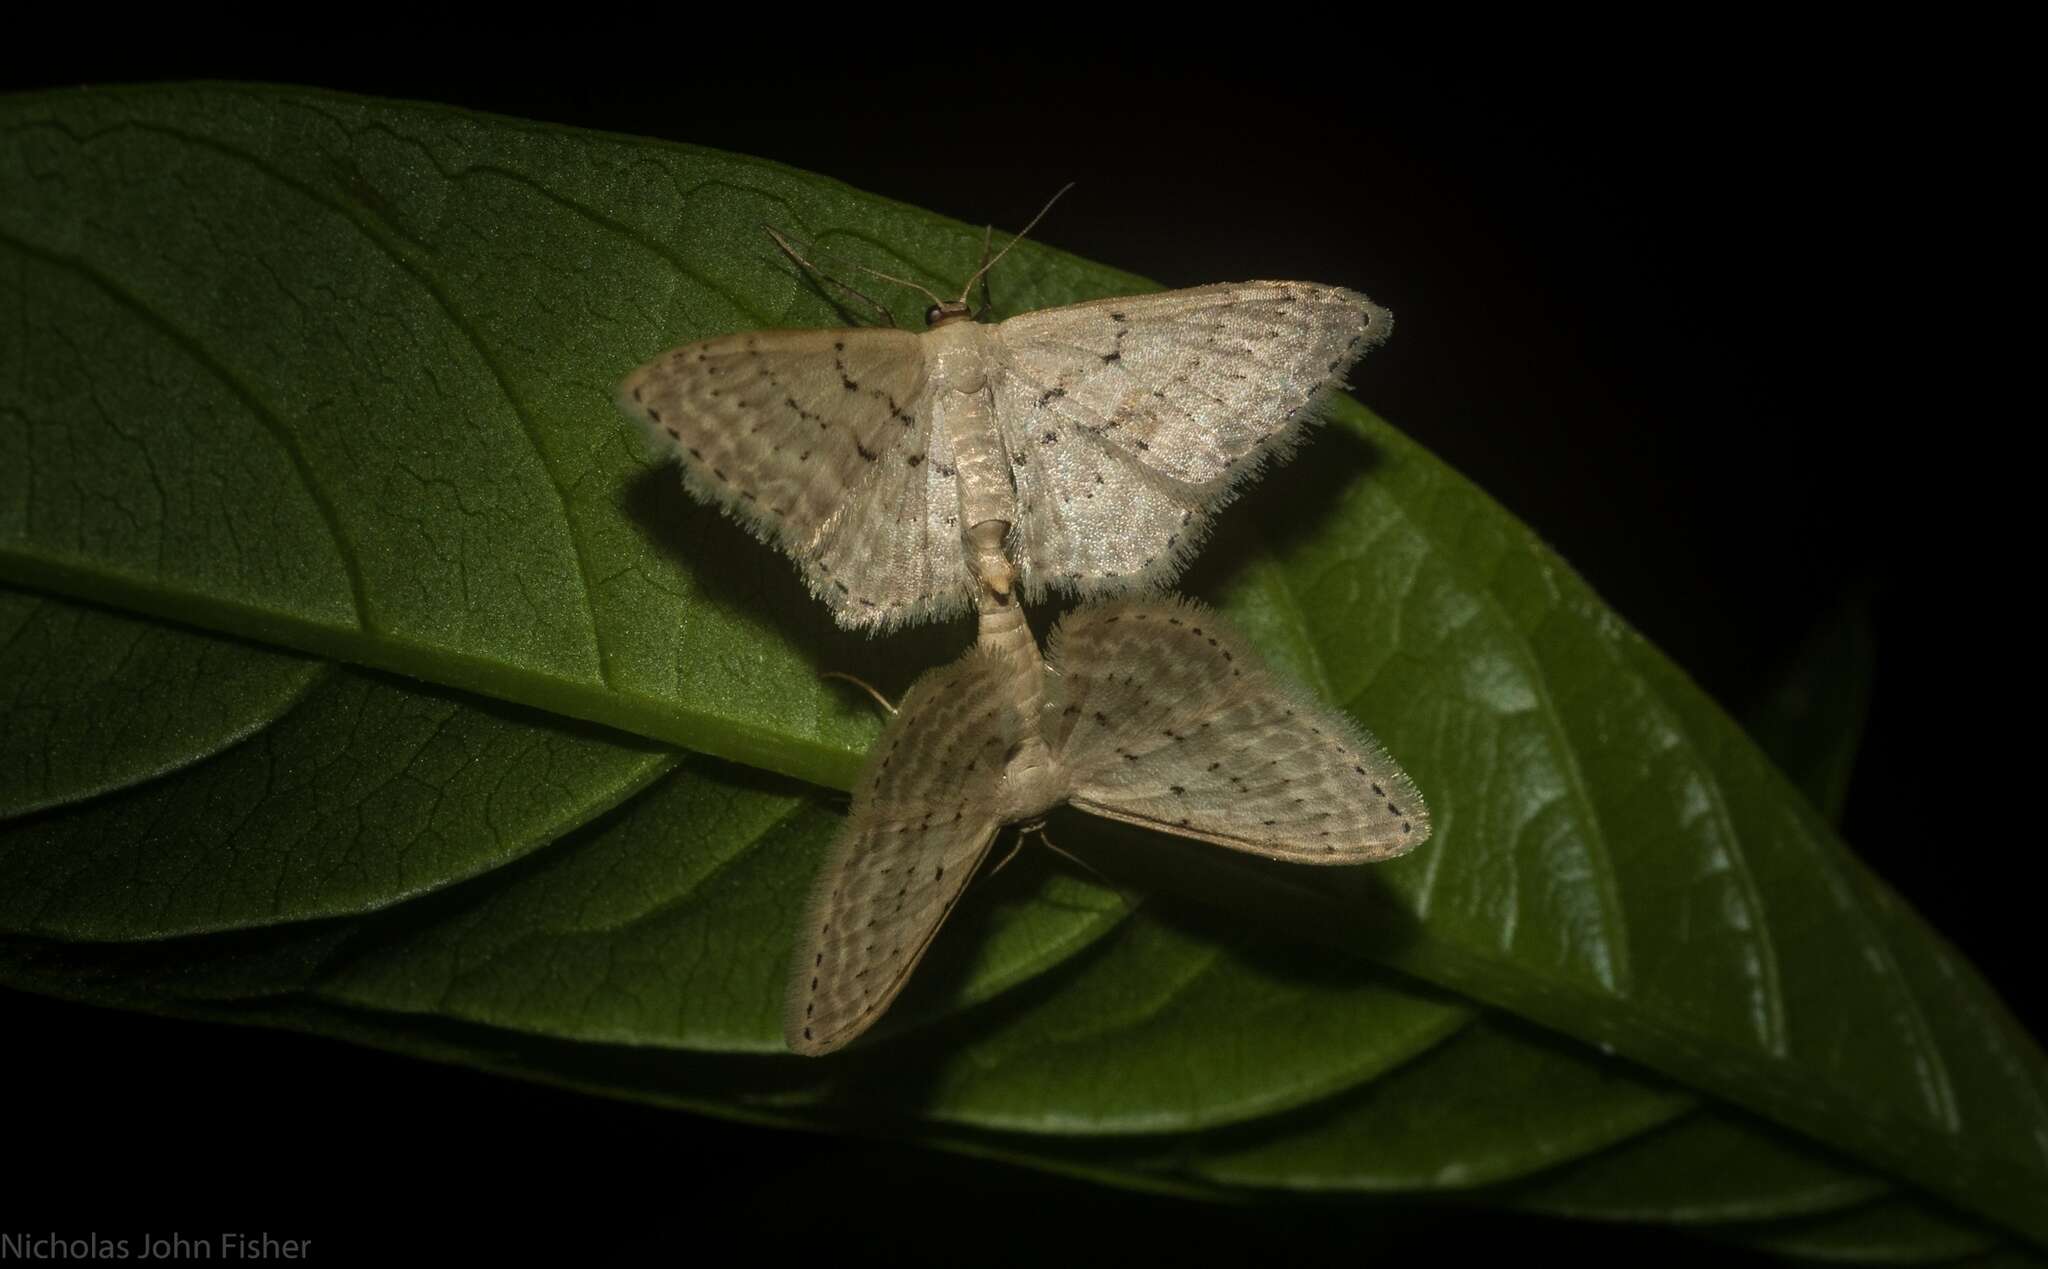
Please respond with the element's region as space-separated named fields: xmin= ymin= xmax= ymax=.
xmin=784 ymin=649 xmax=1018 ymax=1056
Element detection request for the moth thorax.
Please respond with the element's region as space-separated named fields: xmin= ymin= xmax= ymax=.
xmin=922 ymin=320 xmax=991 ymax=391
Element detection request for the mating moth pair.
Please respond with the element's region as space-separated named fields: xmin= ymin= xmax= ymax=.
xmin=617 ymin=202 xmax=1428 ymax=1054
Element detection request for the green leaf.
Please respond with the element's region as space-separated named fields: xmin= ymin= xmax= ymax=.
xmin=0 ymin=589 xmax=322 ymax=817
xmin=1 ymin=84 xmax=2042 ymax=1260
xmin=1501 ymin=1108 xmax=1890 ymax=1223
xmin=0 ymin=589 xmax=681 ymax=939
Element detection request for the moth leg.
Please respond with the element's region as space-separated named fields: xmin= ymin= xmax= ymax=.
xmin=762 ymin=224 xmax=898 ymax=328
xmin=986 ymin=831 xmax=1028 ymax=879
xmin=976 ymin=223 xmax=995 ymax=317
xmin=997 ymin=823 xmax=1141 ymax=910
xmin=819 ymin=670 xmax=899 ymax=716
xmin=1030 ymin=825 xmax=1139 ymax=910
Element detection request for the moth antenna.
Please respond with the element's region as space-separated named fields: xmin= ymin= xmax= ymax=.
xmin=764 ymin=225 xmax=896 ymax=327
xmin=820 ymin=670 xmax=899 ymax=716
xmin=957 ymin=182 xmax=1075 ymax=304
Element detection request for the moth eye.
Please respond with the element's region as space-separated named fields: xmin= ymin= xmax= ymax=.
xmin=924 ymin=304 xmax=945 ymax=327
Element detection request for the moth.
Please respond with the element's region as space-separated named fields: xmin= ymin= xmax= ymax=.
xmin=787 ymin=596 xmax=1430 ymax=1055
xmin=618 ymin=217 xmax=1392 ymax=631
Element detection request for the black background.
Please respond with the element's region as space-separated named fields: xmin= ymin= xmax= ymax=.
xmin=2 ymin=60 xmax=2005 ymax=1264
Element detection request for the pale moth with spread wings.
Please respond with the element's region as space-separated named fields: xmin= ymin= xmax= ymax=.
xmin=788 ymin=592 xmax=1431 ymax=1056
xmin=618 ymin=202 xmax=1391 ymax=630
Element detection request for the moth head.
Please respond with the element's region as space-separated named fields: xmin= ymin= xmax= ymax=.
xmin=925 ymin=300 xmax=975 ymax=328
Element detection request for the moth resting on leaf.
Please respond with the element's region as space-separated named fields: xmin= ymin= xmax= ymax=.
xmin=618 ymin=239 xmax=1390 ymax=630
xmin=788 ymin=596 xmax=1430 ymax=1056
